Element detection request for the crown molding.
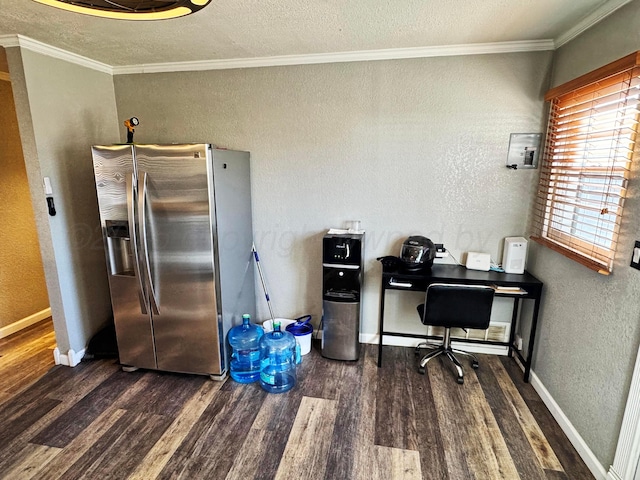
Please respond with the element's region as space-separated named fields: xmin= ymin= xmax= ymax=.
xmin=555 ymin=0 xmax=633 ymax=48
xmin=0 ymin=34 xmax=20 ymax=48
xmin=0 ymin=34 xmax=553 ymax=77
xmin=0 ymin=0 xmax=631 ymax=77
xmin=0 ymin=34 xmax=113 ymax=74
xmin=112 ymin=39 xmax=555 ymax=75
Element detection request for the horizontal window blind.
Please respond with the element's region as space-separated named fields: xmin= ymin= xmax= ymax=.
xmin=531 ymin=52 xmax=640 ymax=274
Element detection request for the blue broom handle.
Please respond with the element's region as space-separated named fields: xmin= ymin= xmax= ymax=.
xmin=252 ymin=245 xmax=275 ymax=321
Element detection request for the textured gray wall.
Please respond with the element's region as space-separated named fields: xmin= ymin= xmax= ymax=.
xmin=8 ymin=48 xmax=119 ymax=353
xmin=526 ymin=0 xmax=640 ymax=467
xmin=0 ymin=77 xmax=49 ymax=327
xmin=1 ymin=4 xmax=634 ymax=469
xmin=114 ymin=51 xmax=552 ymax=343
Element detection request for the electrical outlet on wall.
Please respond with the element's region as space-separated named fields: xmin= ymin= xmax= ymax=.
xmin=435 ymin=244 xmax=448 ymax=258
xmin=515 ymin=334 xmax=523 ymax=351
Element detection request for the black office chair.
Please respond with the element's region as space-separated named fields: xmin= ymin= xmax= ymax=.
xmin=415 ymin=283 xmax=495 ymax=384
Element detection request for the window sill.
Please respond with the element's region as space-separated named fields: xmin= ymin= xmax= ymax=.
xmin=530 ymin=236 xmax=611 ymax=275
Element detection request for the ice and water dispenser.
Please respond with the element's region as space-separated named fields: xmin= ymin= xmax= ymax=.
xmin=105 ymin=220 xmax=134 ymax=276
xmin=322 ymin=232 xmax=364 ymax=361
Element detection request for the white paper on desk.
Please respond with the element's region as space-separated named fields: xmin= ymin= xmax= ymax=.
xmin=493 ymin=285 xmax=527 ymax=294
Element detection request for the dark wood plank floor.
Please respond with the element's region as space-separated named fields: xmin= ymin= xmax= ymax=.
xmin=0 ymin=319 xmax=57 ymax=404
xmin=0 ymin=321 xmax=594 ymax=480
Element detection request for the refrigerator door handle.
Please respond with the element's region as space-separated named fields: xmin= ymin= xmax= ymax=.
xmin=127 ymin=173 xmax=148 ymax=315
xmin=139 ymin=171 xmax=160 ymax=315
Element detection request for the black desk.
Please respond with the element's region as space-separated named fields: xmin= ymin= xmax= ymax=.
xmin=378 ymin=263 xmax=543 ymax=382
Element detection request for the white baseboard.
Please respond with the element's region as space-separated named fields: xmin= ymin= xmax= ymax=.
xmin=53 ymin=347 xmax=85 ymax=367
xmin=607 ymin=469 xmax=623 ymax=480
xmin=359 ymin=332 xmax=509 ymax=356
xmin=0 ymin=308 xmax=51 ymax=339
xmin=527 ymin=369 xmax=608 ymax=480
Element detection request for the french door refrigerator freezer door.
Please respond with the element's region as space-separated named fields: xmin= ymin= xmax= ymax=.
xmin=135 ymin=144 xmax=221 ymax=375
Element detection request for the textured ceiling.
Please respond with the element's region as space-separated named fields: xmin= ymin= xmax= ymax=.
xmin=0 ymin=0 xmax=629 ymax=67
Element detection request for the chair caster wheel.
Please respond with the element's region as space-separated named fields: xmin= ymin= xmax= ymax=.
xmin=457 ymin=377 xmax=464 ymax=384
xmin=472 ymin=361 xmax=479 ymax=369
xmin=418 ymin=367 xmax=425 ymax=375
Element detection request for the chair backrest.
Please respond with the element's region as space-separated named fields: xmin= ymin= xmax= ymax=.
xmin=420 ymin=283 xmax=495 ymax=330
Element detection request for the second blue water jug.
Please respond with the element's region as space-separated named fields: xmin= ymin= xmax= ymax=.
xmin=259 ymin=320 xmax=297 ymax=393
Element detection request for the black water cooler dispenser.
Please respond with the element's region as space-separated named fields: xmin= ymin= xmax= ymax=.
xmin=322 ymin=232 xmax=364 ymax=360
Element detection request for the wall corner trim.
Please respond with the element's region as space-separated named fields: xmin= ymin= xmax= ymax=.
xmin=53 ymin=347 xmax=85 ymax=367
xmin=555 ymin=0 xmax=634 ymax=48
xmin=0 ymin=34 xmax=20 ymax=48
xmin=0 ymin=34 xmax=113 ymax=74
xmin=608 ymin=346 xmax=640 ymax=480
xmin=607 ymin=468 xmax=623 ymax=480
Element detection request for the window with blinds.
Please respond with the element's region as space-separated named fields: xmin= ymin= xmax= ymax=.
xmin=531 ymin=51 xmax=640 ymax=274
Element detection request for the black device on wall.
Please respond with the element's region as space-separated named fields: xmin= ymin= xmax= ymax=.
xmin=46 ymin=197 xmax=56 ymax=216
xmin=321 ymin=232 xmax=364 ymax=361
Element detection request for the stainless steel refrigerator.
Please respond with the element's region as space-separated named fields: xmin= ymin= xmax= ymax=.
xmin=91 ymin=144 xmax=255 ymax=379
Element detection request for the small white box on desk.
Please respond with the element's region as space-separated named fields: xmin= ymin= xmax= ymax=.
xmin=503 ymin=237 xmax=528 ymax=274
xmin=466 ymin=252 xmax=491 ymax=271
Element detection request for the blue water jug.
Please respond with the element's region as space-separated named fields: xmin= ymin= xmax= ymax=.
xmin=259 ymin=320 xmax=297 ymax=393
xmin=228 ymin=314 xmax=264 ymax=383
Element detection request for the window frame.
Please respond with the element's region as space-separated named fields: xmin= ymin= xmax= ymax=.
xmin=531 ymin=51 xmax=640 ymax=275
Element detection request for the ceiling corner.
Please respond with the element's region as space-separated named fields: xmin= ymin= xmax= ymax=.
xmin=0 ymin=34 xmax=20 ymax=48
xmin=0 ymin=34 xmax=113 ymax=75
xmin=554 ymin=0 xmax=634 ymax=48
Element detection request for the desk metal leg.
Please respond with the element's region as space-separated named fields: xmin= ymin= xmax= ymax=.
xmin=378 ymin=285 xmax=386 ymax=367
xmin=524 ymin=297 xmax=541 ymax=382
xmin=508 ymin=298 xmax=520 ymax=358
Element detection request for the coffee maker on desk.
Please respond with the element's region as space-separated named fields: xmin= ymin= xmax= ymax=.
xmin=378 ymin=236 xmax=436 ymax=273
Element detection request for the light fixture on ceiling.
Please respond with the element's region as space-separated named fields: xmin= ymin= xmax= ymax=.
xmin=32 ymin=0 xmax=211 ymax=20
